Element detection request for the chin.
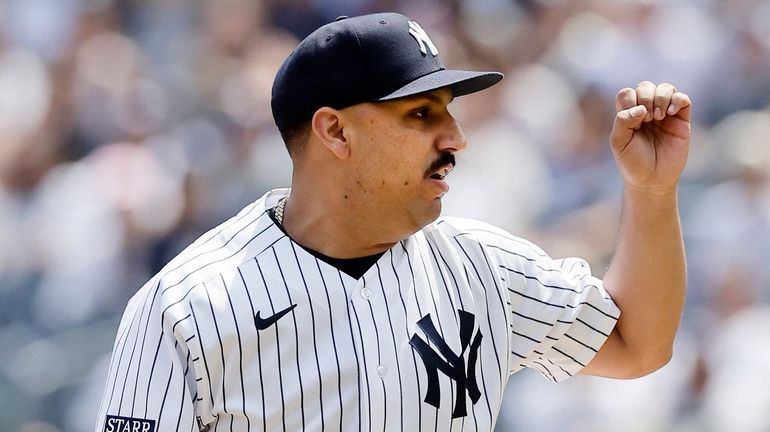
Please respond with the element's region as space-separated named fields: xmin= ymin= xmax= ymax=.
xmin=419 ymin=198 xmax=443 ymax=225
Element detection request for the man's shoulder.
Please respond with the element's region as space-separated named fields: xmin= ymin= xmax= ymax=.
xmin=420 ymin=216 xmax=548 ymax=258
xmin=145 ymin=190 xmax=286 ymax=302
xmin=426 ymin=216 xmax=508 ymax=236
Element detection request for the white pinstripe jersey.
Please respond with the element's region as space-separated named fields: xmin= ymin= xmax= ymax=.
xmin=96 ymin=189 xmax=619 ymax=432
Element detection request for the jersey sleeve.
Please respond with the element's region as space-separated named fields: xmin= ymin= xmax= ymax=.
xmin=498 ymin=238 xmax=620 ymax=381
xmin=508 ymin=254 xmax=619 ymax=381
xmin=95 ymin=278 xmax=204 ymax=432
xmin=448 ymin=218 xmax=620 ymax=382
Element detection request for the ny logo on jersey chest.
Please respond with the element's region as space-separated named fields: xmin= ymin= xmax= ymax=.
xmin=409 ymin=310 xmax=483 ymax=418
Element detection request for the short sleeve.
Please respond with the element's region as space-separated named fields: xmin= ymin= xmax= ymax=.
xmin=95 ymin=279 xmax=202 ymax=432
xmin=446 ymin=219 xmax=620 ymax=382
xmin=501 ymin=245 xmax=619 ymax=381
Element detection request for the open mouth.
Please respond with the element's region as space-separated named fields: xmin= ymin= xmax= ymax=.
xmin=429 ymin=164 xmax=454 ymax=180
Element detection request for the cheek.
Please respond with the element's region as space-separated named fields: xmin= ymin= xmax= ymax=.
xmin=354 ymin=122 xmax=425 ymax=194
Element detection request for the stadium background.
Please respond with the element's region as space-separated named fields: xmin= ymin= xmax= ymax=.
xmin=1 ymin=0 xmax=769 ymax=430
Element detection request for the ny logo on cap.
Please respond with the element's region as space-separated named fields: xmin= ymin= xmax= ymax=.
xmin=408 ymin=21 xmax=439 ymax=56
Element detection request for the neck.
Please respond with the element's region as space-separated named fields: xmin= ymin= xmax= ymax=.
xmin=280 ymin=184 xmax=400 ymax=259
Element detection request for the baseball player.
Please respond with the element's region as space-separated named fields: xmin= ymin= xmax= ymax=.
xmin=95 ymin=12 xmax=690 ymax=431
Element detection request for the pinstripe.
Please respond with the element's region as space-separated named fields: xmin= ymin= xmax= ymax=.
xmin=291 ymin=242 xmax=325 ymax=429
xmin=156 ymin=363 xmax=174 ymax=428
xmin=350 ymin=297 xmax=372 ymax=431
xmin=414 ymin=238 xmax=446 ymax=432
xmin=221 ymin=274 xmax=252 ymax=431
xmin=426 ymin=239 xmax=465 ymax=310
xmin=466 ymin=238 xmax=508 ymax=371
xmin=483 ymin=243 xmax=589 ymax=278
xmin=237 ymin=264 xmax=267 ymax=432
xmin=189 ymin=298 xmax=216 ymax=424
xmin=456 ymin=227 xmax=548 ymax=258
xmin=374 ymin=263 xmax=404 ymax=430
xmin=565 ymin=301 xmax=620 ymax=319
xmin=510 ymin=328 xmax=540 ymax=344
xmin=336 ymin=269 xmax=363 ymax=432
xmin=399 ymin=242 xmax=424 ymax=318
xmin=145 ymin=313 xmax=189 ymax=418
xmin=564 ymin=332 xmax=599 ymax=352
xmin=131 ymin=283 xmax=162 ymax=416
xmin=255 ymin=256 xmax=287 ymax=431
xmin=388 ymin=250 xmax=423 ymax=428
xmin=176 ymin=350 xmax=192 ymax=431
xmin=551 ymin=346 xmax=586 ymax=367
xmin=315 ymin=258 xmax=345 ymax=431
xmin=100 ymin=314 xmax=132 ymax=416
xmin=513 ymin=310 xmax=552 ymax=327
xmin=201 ymin=281 xmax=232 ymax=431
xmin=424 ymin=237 xmax=463 ymax=428
xmin=501 ymin=264 xmax=591 ymax=294
xmin=116 ymin=288 xmax=151 ymax=413
xmin=508 ymin=288 xmax=566 ymax=309
xmin=459 ymin=260 xmax=493 ymax=427
xmin=358 ymin=272 xmax=388 ymax=432
xmin=272 ymin=245 xmax=306 ymax=430
xmin=532 ymin=360 xmax=557 ymax=381
xmin=575 ymin=317 xmax=610 ymax=337
xmin=455 ymin=239 xmax=499 ymax=425
xmin=546 ymin=358 xmax=572 ymax=376
xmin=399 ymin=241 xmax=438 ymax=431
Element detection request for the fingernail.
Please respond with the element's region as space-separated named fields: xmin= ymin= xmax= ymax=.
xmin=630 ymin=105 xmax=645 ymax=117
xmin=667 ymin=105 xmax=676 ymax=115
xmin=654 ymin=107 xmax=662 ymax=120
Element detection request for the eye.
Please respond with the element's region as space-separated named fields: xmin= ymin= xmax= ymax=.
xmin=412 ymin=108 xmax=431 ymax=119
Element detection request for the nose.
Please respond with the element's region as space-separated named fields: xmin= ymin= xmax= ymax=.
xmin=437 ymin=115 xmax=468 ymax=153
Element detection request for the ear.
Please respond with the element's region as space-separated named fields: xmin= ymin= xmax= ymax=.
xmin=311 ymin=107 xmax=350 ymax=160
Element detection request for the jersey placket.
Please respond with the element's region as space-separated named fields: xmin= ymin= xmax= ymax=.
xmin=346 ymin=259 xmax=409 ymax=431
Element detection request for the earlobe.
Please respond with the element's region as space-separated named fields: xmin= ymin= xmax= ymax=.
xmin=311 ymin=108 xmax=350 ymax=160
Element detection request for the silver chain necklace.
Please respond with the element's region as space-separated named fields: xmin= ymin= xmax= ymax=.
xmin=275 ymin=196 xmax=289 ymax=225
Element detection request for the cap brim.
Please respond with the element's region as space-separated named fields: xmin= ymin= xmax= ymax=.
xmin=377 ymin=69 xmax=504 ymax=101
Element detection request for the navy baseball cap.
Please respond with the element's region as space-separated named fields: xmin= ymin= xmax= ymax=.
xmin=271 ymin=12 xmax=504 ymax=130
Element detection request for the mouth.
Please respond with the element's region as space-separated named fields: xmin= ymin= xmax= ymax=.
xmin=429 ymin=163 xmax=454 ymax=180
xmin=427 ymin=151 xmax=456 ymax=181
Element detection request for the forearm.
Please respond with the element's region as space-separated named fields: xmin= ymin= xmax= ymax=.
xmin=603 ymin=185 xmax=686 ymax=368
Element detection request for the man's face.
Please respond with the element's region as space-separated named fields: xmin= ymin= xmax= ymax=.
xmin=340 ymin=87 xmax=467 ymax=237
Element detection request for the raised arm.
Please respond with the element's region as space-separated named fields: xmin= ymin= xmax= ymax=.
xmin=581 ymin=81 xmax=691 ymax=378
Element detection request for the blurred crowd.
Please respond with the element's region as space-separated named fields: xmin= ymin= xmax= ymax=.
xmin=1 ymin=0 xmax=769 ymax=431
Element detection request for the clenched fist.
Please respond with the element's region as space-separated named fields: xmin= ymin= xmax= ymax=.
xmin=610 ymin=81 xmax=692 ymax=195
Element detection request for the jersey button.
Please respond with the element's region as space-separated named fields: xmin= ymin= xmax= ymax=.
xmin=377 ymin=365 xmax=387 ymax=378
xmin=361 ymin=288 xmax=373 ymax=300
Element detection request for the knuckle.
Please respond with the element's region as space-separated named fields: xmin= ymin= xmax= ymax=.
xmin=637 ymin=80 xmax=654 ymax=88
xmin=638 ymin=94 xmax=653 ymax=102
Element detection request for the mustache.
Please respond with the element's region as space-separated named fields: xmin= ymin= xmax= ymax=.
xmin=426 ymin=152 xmax=456 ymax=177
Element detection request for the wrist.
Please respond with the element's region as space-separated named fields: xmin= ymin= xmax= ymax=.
xmin=622 ymin=183 xmax=679 ymax=209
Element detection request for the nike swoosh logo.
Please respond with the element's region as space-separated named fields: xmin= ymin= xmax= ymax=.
xmin=255 ymin=304 xmax=297 ymax=330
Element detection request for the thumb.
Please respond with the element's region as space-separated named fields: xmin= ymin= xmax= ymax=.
xmin=610 ymin=105 xmax=646 ymax=152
